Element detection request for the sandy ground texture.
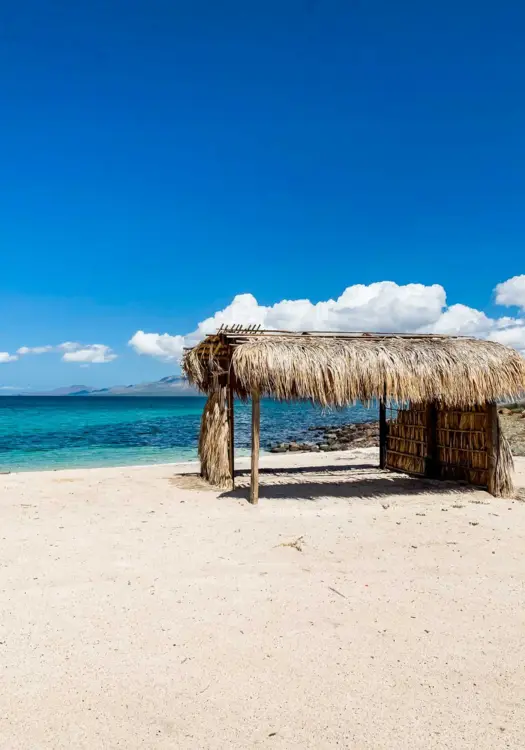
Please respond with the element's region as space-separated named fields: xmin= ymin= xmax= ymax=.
xmin=1 ymin=448 xmax=525 ymax=750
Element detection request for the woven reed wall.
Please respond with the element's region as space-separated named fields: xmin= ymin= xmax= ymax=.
xmin=385 ymin=406 xmax=428 ymax=476
xmin=386 ymin=404 xmax=491 ymax=487
xmin=385 ymin=403 xmax=504 ymax=491
xmin=436 ymin=406 xmax=489 ymax=486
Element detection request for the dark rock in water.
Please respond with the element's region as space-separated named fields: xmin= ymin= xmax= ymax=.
xmin=269 ymin=442 xmax=291 ymax=452
xmin=269 ymin=441 xmax=320 ymax=453
xmin=271 ymin=420 xmax=381 ymax=456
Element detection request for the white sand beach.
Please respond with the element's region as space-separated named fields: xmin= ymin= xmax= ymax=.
xmin=1 ymin=448 xmax=525 ymax=749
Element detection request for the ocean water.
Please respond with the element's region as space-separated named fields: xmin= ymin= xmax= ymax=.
xmin=0 ymin=397 xmax=377 ymax=472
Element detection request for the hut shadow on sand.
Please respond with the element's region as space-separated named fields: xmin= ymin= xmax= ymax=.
xmin=217 ymin=463 xmax=479 ymax=503
xmin=182 ymin=327 xmax=525 ymax=503
xmin=169 ymin=462 xmax=479 ymax=502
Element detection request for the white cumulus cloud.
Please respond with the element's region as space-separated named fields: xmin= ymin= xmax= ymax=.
xmin=17 ymin=345 xmax=54 ymax=355
xmin=0 ymin=352 xmax=18 ymax=363
xmin=488 ymin=324 xmax=525 ymax=350
xmin=186 ymin=283 xmax=447 ymax=341
xmin=62 ymin=345 xmax=117 ymax=364
xmin=421 ymin=304 xmax=493 ymax=336
xmin=494 ymin=275 xmax=525 ymax=310
xmin=129 ymin=277 xmax=525 ymax=362
xmin=16 ymin=342 xmax=117 ymax=363
xmin=129 ymin=331 xmax=186 ymax=361
xmin=424 ymin=302 xmax=525 ymax=353
xmin=58 ymin=342 xmax=83 ymax=353
xmin=128 ymin=281 xmax=447 ymax=361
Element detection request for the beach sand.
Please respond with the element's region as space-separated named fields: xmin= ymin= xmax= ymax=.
xmin=1 ymin=448 xmax=525 ymax=749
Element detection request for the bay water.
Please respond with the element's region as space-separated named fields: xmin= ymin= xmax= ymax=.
xmin=0 ymin=396 xmax=377 ymax=472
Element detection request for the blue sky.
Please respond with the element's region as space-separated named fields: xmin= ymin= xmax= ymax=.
xmin=1 ymin=1 xmax=524 ymax=389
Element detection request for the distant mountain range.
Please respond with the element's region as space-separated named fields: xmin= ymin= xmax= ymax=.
xmin=21 ymin=376 xmax=198 ymax=397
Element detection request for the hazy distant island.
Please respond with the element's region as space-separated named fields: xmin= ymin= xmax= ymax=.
xmin=19 ymin=375 xmax=198 ymax=397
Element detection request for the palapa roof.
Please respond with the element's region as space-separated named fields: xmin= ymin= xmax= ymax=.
xmin=182 ymin=327 xmax=525 ymax=408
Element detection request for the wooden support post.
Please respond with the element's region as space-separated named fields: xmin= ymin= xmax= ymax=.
xmin=227 ymin=377 xmax=235 ymax=490
xmin=425 ymin=402 xmax=438 ymax=479
xmin=250 ymin=391 xmax=260 ymax=505
xmin=379 ymin=395 xmax=387 ymax=469
xmin=486 ymin=403 xmax=498 ymax=495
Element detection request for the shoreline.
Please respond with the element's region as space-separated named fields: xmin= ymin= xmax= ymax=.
xmin=0 ymin=451 xmax=253 ymax=477
xmin=1 ymin=446 xmax=380 ymax=479
xmin=0 ymin=456 xmax=202 ymax=477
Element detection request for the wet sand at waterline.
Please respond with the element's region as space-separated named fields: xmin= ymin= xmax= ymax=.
xmin=1 ymin=448 xmax=525 ymax=749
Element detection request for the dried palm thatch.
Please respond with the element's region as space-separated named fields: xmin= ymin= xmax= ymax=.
xmin=490 ymin=426 xmax=514 ymax=498
xmin=183 ymin=332 xmax=525 ymax=408
xmin=198 ymin=388 xmax=231 ymax=488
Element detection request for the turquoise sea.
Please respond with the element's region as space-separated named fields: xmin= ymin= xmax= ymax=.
xmin=0 ymin=397 xmax=377 ymax=472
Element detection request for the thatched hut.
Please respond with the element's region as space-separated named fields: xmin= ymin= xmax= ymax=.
xmin=182 ymin=326 xmax=525 ymax=503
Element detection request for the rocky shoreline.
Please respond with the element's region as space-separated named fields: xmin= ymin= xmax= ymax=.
xmin=267 ymin=406 xmax=525 ymax=458
xmin=269 ymin=421 xmax=379 ymax=454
